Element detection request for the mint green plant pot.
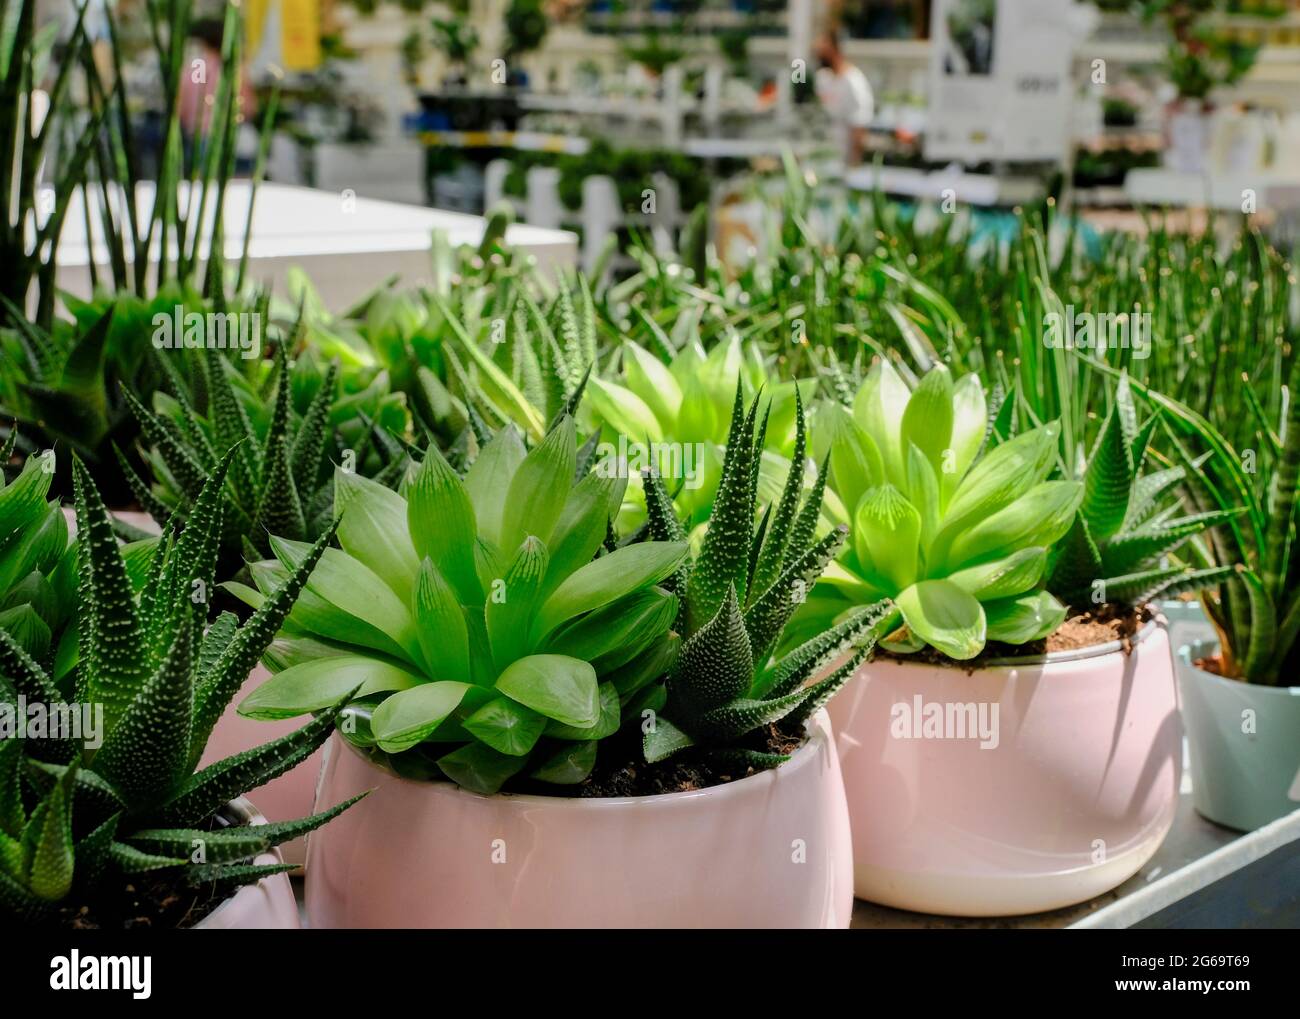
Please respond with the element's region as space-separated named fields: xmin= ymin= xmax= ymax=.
xmin=1159 ymin=598 xmax=1215 ymax=656
xmin=1177 ymin=640 xmax=1300 ymax=832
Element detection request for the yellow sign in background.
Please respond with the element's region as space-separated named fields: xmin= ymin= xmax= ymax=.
xmin=246 ymin=0 xmax=322 ymax=72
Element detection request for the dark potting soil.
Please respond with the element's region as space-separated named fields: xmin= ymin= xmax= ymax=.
xmin=881 ymin=603 xmax=1153 ymax=673
xmin=46 ymin=871 xmax=230 ymax=931
xmin=516 ymin=719 xmax=807 ymax=798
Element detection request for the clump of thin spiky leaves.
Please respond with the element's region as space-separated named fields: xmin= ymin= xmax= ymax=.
xmin=804 ymin=361 xmax=1082 ymax=661
xmin=1120 ymin=362 xmax=1300 ymax=687
xmin=1048 ymin=373 xmax=1237 ymax=610
xmin=0 ymin=453 xmax=361 ymax=924
xmin=0 ymin=1 xmax=284 ymax=493
xmin=639 ymin=385 xmax=897 ymax=768
xmin=235 ymin=415 xmax=687 ymax=795
xmin=119 ymin=342 xmax=411 ymax=566
xmin=0 ymin=426 xmax=75 ymax=662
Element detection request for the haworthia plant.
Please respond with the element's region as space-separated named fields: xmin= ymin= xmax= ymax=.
xmin=121 ymin=343 xmax=410 ymax=567
xmin=0 ymin=452 xmax=361 ymax=923
xmin=805 ymin=361 xmax=1082 ymax=660
xmin=640 ymin=385 xmax=898 ymax=767
xmin=236 ymin=416 xmax=688 ymax=795
xmin=1048 ymin=373 xmax=1237 ymax=610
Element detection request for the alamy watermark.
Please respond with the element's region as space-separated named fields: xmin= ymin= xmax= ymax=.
xmin=595 ymin=436 xmax=706 ymax=490
xmin=890 ymin=694 xmax=1000 ymax=750
xmin=0 ymin=696 xmax=103 ymax=749
xmin=152 ymin=305 xmax=261 ymax=360
xmin=1044 ymin=305 xmax=1151 ymax=360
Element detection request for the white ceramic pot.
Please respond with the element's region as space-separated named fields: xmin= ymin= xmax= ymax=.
xmin=1177 ymin=639 xmax=1300 ymax=832
xmin=828 ymin=620 xmax=1181 ymax=917
xmin=193 ymin=798 xmax=300 ymax=929
xmin=305 ymin=712 xmax=853 ymax=928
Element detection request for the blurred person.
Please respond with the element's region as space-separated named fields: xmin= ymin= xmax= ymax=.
xmin=814 ymin=30 xmax=873 ymax=166
xmin=178 ymin=17 xmax=257 ymax=171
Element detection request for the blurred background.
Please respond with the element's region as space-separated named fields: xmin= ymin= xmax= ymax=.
xmin=40 ymin=0 xmax=1300 ymax=278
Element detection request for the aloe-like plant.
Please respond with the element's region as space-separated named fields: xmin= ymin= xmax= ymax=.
xmin=1123 ymin=360 xmax=1300 ymax=686
xmin=121 ymin=343 xmax=410 ymax=567
xmin=0 ymin=451 xmax=359 ymax=924
xmin=1048 ymin=373 xmax=1236 ymax=610
xmin=235 ymin=415 xmax=689 ymax=795
xmin=639 ymin=387 xmax=897 ymax=766
xmin=803 ymin=361 xmax=1082 ymax=661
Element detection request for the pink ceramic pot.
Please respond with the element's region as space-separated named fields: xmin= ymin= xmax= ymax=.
xmin=305 ymin=712 xmax=853 ymax=928
xmin=202 ymin=666 xmax=324 ymax=868
xmin=828 ymin=620 xmax=1181 ymax=917
xmin=194 ymin=798 xmax=300 ymax=929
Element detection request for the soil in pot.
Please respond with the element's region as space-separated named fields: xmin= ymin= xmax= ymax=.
xmin=563 ymin=720 xmax=804 ymax=798
xmin=49 ymin=871 xmax=231 ymax=931
xmin=20 ymin=809 xmax=266 ymax=930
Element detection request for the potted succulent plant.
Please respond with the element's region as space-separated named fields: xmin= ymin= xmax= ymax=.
xmin=804 ymin=362 xmax=1222 ymax=916
xmin=0 ymin=453 xmax=358 ymax=928
xmin=238 ymin=393 xmax=889 ymax=927
xmin=1140 ymin=364 xmax=1300 ymax=832
xmin=119 ymin=344 xmax=412 ymax=857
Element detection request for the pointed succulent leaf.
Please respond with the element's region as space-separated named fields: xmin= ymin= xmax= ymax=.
xmin=496 ymin=654 xmax=599 ymax=728
xmin=854 ymin=484 xmax=920 ymax=593
xmin=947 ymin=481 xmax=1084 ymax=571
xmin=531 ymin=541 xmax=687 ymax=642
xmin=72 ymin=457 xmax=148 ymax=733
xmin=1082 ymin=400 xmax=1134 ymax=541
xmin=270 ymin=536 xmax=421 ymax=666
xmin=290 ymin=360 xmax=338 ymax=491
xmin=744 ymin=525 xmax=848 ymax=667
xmin=89 ymin=613 xmax=194 ymax=809
xmin=751 ymin=390 xmax=808 ymax=598
xmin=499 ymin=415 xmax=577 ymax=553
xmin=643 ymin=715 xmax=695 ymax=763
xmin=240 ymin=656 xmax=421 ymax=721
xmin=334 ymin=469 xmax=420 ymax=605
xmin=670 ymin=585 xmax=752 ymax=718
xmin=761 ymin=599 xmax=898 ymax=699
xmin=20 ymin=764 xmax=76 ymax=902
xmin=486 ymin=536 xmax=550 ymax=665
xmin=436 ymin=742 xmax=527 ymax=795
xmin=157 ymin=691 xmax=353 ymax=827
xmin=191 ymin=523 xmax=340 ymax=764
xmin=896 ymin=580 xmax=986 ymax=661
xmin=530 ymin=740 xmax=598 ymax=784
xmin=463 ymin=697 xmax=547 ymax=756
xmin=407 ymin=445 xmax=481 ymax=605
xmin=463 ymin=426 xmax=526 ymax=546
xmin=983 ymin=590 xmax=1068 ymax=644
xmin=687 ymin=388 xmax=756 ymax=628
xmin=543 ymin=468 xmax=627 ymax=593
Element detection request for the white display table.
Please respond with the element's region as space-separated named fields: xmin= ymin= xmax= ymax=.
xmin=52 ymin=182 xmax=577 ymax=312
xmin=1125 ymin=168 xmax=1300 ymax=214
